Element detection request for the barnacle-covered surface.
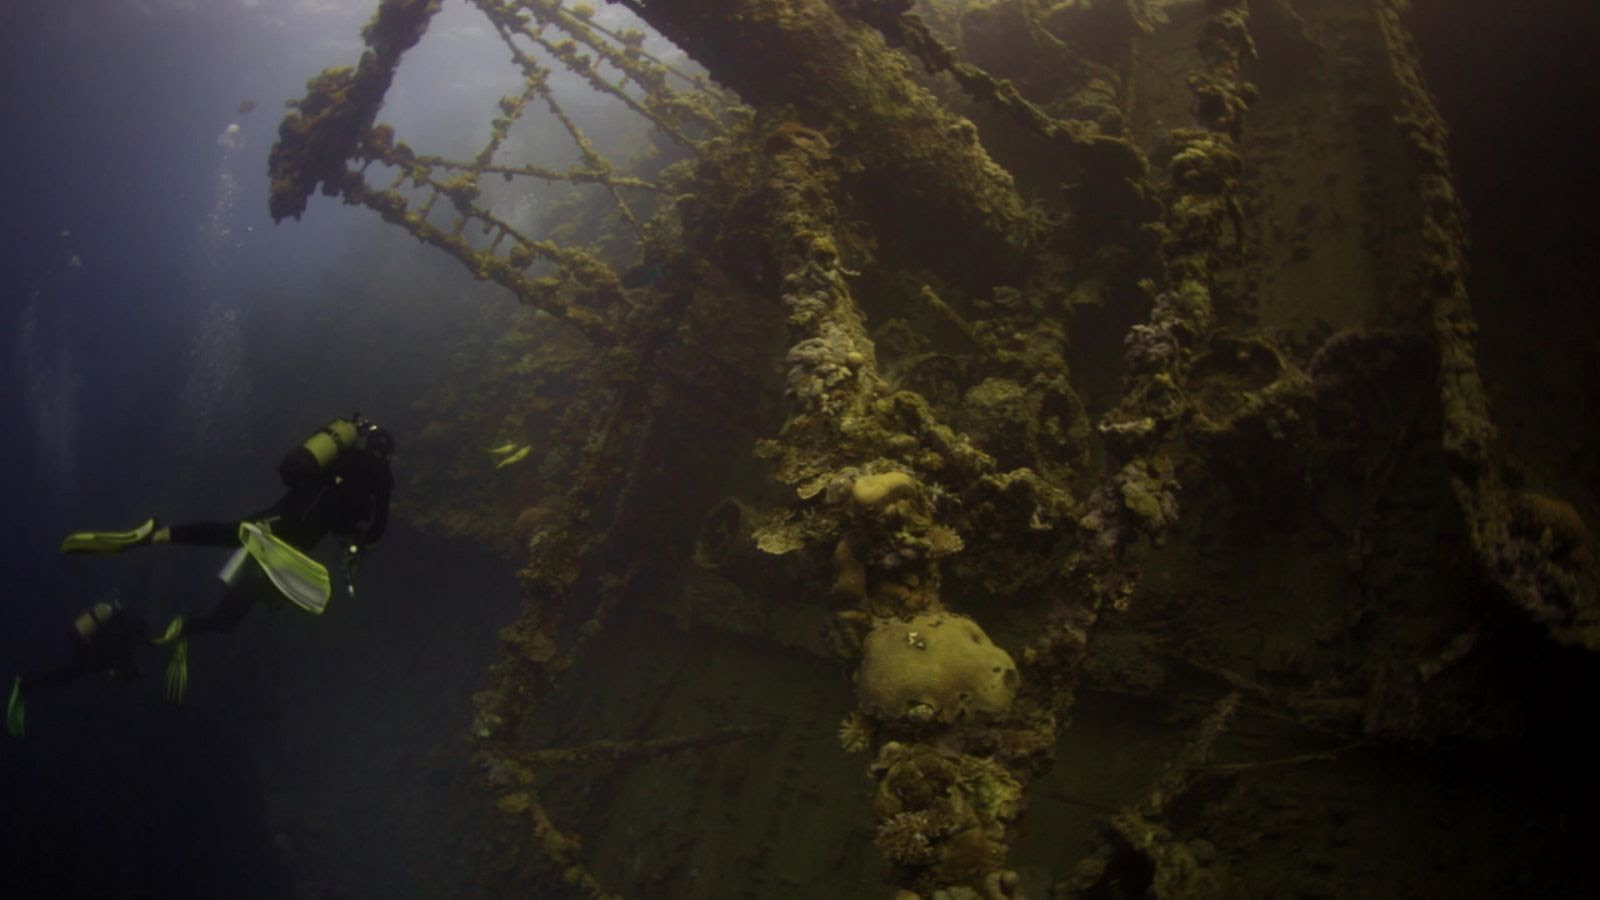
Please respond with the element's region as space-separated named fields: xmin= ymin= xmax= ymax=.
xmin=273 ymin=0 xmax=1600 ymax=895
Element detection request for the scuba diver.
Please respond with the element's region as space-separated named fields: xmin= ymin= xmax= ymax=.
xmin=6 ymin=598 xmax=149 ymax=737
xmin=5 ymin=415 xmax=394 ymax=733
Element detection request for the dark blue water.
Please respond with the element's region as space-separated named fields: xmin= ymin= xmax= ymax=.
xmin=2 ymin=3 xmax=521 ymax=894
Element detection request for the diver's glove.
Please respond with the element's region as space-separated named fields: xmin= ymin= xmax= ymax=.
xmin=163 ymin=638 xmax=189 ymax=706
xmin=6 ymin=676 xmax=24 ymax=738
xmin=60 ymin=517 xmax=160 ymax=554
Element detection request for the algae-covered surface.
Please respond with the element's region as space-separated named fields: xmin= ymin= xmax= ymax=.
xmin=5 ymin=0 xmax=1599 ymax=896
xmin=282 ymin=0 xmax=1600 ymax=895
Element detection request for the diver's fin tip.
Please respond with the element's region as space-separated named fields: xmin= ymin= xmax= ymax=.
xmin=59 ymin=517 xmax=160 ymax=555
xmin=151 ymin=615 xmax=186 ymax=647
xmin=163 ymin=638 xmax=189 ymax=706
xmin=5 ymin=676 xmax=25 ymax=738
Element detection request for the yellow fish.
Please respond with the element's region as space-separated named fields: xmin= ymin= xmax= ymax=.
xmin=495 ymin=445 xmax=532 ymax=468
xmin=488 ymin=442 xmax=519 ymax=455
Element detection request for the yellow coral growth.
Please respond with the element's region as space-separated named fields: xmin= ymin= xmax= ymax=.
xmin=852 ymin=471 xmax=918 ymax=506
xmin=856 ymin=613 xmax=1019 ymax=723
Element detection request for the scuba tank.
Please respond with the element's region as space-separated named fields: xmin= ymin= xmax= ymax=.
xmin=256 ymin=413 xmax=390 ymax=598
xmin=72 ymin=601 xmax=122 ymax=643
xmin=277 ymin=414 xmax=374 ymax=488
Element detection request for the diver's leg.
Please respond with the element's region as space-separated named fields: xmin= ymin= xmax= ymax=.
xmin=61 ymin=517 xmax=251 ymax=554
xmin=27 ymin=651 xmax=94 ymax=691
xmin=179 ymin=583 xmax=256 ymax=637
xmin=23 ymin=631 xmax=95 ymax=691
xmin=156 ymin=582 xmax=257 ymax=705
xmin=8 ymin=638 xmax=94 ymax=735
xmin=162 ymin=522 xmax=243 ymax=548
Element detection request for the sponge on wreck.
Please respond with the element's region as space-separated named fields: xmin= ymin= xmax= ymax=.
xmin=856 ymin=612 xmax=1019 ymax=723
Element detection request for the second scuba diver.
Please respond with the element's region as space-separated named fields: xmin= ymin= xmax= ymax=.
xmin=5 ymin=598 xmax=148 ymax=737
xmin=5 ymin=414 xmax=394 ymax=735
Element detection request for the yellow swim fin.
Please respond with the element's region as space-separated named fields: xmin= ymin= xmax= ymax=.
xmin=488 ymin=442 xmax=519 ymax=455
xmin=6 ymin=676 xmax=24 ymax=738
xmin=151 ymin=615 xmax=185 ymax=646
xmin=164 ymin=638 xmax=189 ymax=706
xmin=60 ymin=517 xmax=158 ymax=554
xmin=238 ymin=523 xmax=331 ymax=614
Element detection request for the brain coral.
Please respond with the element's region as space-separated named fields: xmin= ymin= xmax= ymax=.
xmin=856 ymin=613 xmax=1019 ymax=723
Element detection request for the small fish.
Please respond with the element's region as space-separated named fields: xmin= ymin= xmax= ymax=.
xmin=237 ymin=99 xmax=256 ymax=115
xmin=495 ymin=445 xmax=532 ymax=468
xmin=488 ymin=442 xmax=519 ymax=455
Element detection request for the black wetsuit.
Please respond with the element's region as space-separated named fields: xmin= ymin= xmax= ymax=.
xmin=169 ymin=448 xmax=393 ymax=635
xmin=20 ymin=603 xmax=148 ymax=695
